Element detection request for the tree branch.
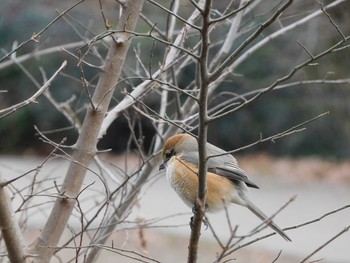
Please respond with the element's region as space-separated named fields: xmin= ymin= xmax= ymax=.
xmin=212 ymin=0 xmax=348 ymax=82
xmin=28 ymin=0 xmax=145 ymax=262
xmin=300 ymin=226 xmax=350 ymax=263
xmin=0 ymin=61 xmax=67 ymax=119
xmin=98 ymin=0 xmax=203 ymax=139
xmin=187 ymin=0 xmax=211 ymax=262
xmin=208 ymin=34 xmax=349 ymax=122
xmin=210 ymin=0 xmax=294 ymax=82
xmin=0 ymin=177 xmax=26 ymax=263
xmin=0 ymin=0 xmax=85 ymax=63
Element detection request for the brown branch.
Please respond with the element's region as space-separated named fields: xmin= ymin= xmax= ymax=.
xmin=187 ymin=0 xmax=212 ymax=262
xmin=210 ymin=0 xmax=253 ymax=23
xmin=89 ymin=244 xmax=163 ymax=263
xmin=147 ymin=0 xmax=200 ymax=31
xmin=214 ymin=196 xmax=296 ymax=262
xmin=98 ymin=2 xmax=203 ymax=139
xmin=0 ymin=177 xmax=26 ymax=263
xmin=286 ymin=204 xmax=350 ymax=231
xmin=0 ymin=61 xmax=67 ymax=119
xmin=0 ymin=138 xmax=67 ymax=189
xmin=317 ymin=0 xmax=346 ymax=41
xmin=208 ymin=33 xmax=349 ymax=122
xmin=217 ymin=203 xmax=350 ymax=262
xmin=272 ymin=250 xmax=283 ymax=263
xmin=300 ymin=226 xmax=350 ymax=263
xmin=0 ymin=0 xmax=85 ymax=63
xmin=28 ymin=0 xmax=145 ymax=262
xmin=208 ymin=111 xmax=329 ymax=159
xmin=98 ymin=0 xmax=112 ymax=30
xmin=78 ymin=61 xmax=96 ymax=111
xmin=210 ymin=0 xmax=294 ymax=82
xmin=0 ymin=41 xmax=84 ymax=71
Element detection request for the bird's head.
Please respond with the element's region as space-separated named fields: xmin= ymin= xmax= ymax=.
xmin=159 ymin=133 xmax=197 ymax=170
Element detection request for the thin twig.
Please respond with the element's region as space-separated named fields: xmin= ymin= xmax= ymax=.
xmin=210 ymin=0 xmax=253 ymax=23
xmin=210 ymin=0 xmax=294 ymax=82
xmin=286 ymin=203 xmax=350 ymax=231
xmin=0 ymin=60 xmax=67 ymax=119
xmin=208 ymin=111 xmax=329 ymax=159
xmin=316 ymin=0 xmax=346 ymax=41
xmin=300 ymin=226 xmax=350 ymax=263
xmin=0 ymin=177 xmax=27 ymax=262
xmin=0 ymin=0 xmax=85 ymax=63
xmin=272 ymin=250 xmax=283 ymax=263
xmin=212 ymin=0 xmax=348 ymax=86
xmin=147 ymin=0 xmax=200 ymax=31
xmin=187 ymin=0 xmax=211 ymax=262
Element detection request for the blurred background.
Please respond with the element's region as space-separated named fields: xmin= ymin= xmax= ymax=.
xmin=1 ymin=0 xmax=350 ymax=262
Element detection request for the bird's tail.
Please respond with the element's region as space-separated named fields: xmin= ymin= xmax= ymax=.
xmin=246 ymin=201 xmax=291 ymax=242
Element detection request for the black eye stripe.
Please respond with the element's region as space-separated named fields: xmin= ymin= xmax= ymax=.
xmin=165 ymin=149 xmax=176 ymax=160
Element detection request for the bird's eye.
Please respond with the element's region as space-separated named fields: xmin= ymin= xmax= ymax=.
xmin=165 ymin=149 xmax=175 ymax=160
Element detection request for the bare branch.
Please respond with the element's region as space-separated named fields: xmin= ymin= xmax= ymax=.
xmin=0 ymin=0 xmax=85 ymax=63
xmin=210 ymin=0 xmax=253 ymax=23
xmin=300 ymin=226 xmax=350 ymax=263
xmin=297 ymin=40 xmax=314 ymax=59
xmin=0 ymin=177 xmax=26 ymax=263
xmin=147 ymin=0 xmax=201 ymax=31
xmin=286 ymin=204 xmax=350 ymax=231
xmin=210 ymin=0 xmax=294 ymax=82
xmin=212 ymin=0 xmax=348 ymax=84
xmin=29 ymin=0 xmax=145 ymax=261
xmin=187 ymin=0 xmax=212 ymax=261
xmin=0 ymin=41 xmax=84 ymax=71
xmin=209 ymin=0 xmax=247 ymax=70
xmin=2 ymin=0 xmax=350 ymax=262
xmin=0 ymin=138 xmax=67 ymax=188
xmin=209 ymin=111 xmax=329 ymax=159
xmin=0 ymin=60 xmax=67 ymax=119
xmin=91 ymin=244 xmax=162 ymax=263
xmin=98 ymin=2 xmax=203 ymax=139
xmin=316 ymin=0 xmax=346 ymax=41
xmin=214 ymin=195 xmax=296 ymax=262
xmin=208 ymin=34 xmax=349 ymax=122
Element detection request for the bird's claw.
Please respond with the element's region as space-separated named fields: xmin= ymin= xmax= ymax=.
xmin=189 ymin=216 xmax=208 ymax=231
xmin=203 ymin=218 xmax=208 ymax=230
xmin=192 ymin=203 xmax=199 ymax=214
xmin=190 ymin=203 xmax=208 ymax=230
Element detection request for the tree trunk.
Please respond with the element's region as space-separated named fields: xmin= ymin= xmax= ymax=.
xmin=29 ymin=1 xmax=145 ymax=262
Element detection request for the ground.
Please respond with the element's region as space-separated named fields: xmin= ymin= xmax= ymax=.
xmin=1 ymin=154 xmax=349 ymax=262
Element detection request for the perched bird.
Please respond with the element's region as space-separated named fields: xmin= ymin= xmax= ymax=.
xmin=159 ymin=133 xmax=291 ymax=241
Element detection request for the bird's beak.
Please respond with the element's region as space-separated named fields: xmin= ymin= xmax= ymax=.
xmin=159 ymin=162 xmax=165 ymax=171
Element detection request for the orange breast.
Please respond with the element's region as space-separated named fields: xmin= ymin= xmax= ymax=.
xmin=168 ymin=157 xmax=234 ymax=212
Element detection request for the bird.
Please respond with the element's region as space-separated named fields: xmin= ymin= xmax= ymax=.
xmin=159 ymin=133 xmax=291 ymax=241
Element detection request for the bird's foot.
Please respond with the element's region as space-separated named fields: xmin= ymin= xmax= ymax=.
xmin=190 ymin=216 xmax=209 ymax=230
xmin=192 ymin=203 xmax=199 ymax=214
xmin=189 ymin=216 xmax=208 ymax=231
xmin=202 ymin=218 xmax=208 ymax=230
xmin=192 ymin=203 xmax=208 ymax=214
xmin=189 ymin=203 xmax=208 ymax=230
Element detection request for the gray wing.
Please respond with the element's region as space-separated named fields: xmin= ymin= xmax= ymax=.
xmin=207 ymin=165 xmax=259 ymax=189
xmin=182 ymin=143 xmax=259 ymax=189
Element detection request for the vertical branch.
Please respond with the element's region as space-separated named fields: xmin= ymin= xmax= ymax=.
xmin=209 ymin=0 xmax=246 ymax=70
xmin=87 ymin=3 xmax=206 ymax=261
xmin=0 ymin=178 xmax=26 ymax=263
xmin=98 ymin=0 xmax=202 ymax=140
xmin=153 ymin=0 xmax=180 ymax=149
xmin=187 ymin=0 xmax=212 ymax=262
xmin=209 ymin=0 xmax=294 ymax=82
xmin=29 ymin=0 xmax=144 ymax=262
